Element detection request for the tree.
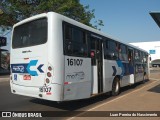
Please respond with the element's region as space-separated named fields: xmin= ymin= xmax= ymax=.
xmin=0 ymin=0 xmax=103 ymax=30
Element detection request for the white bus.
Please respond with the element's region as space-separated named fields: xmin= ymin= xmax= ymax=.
xmin=10 ymin=12 xmax=149 ymax=102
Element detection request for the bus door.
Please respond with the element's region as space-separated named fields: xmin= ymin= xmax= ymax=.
xmin=128 ymin=48 xmax=134 ymax=84
xmin=91 ymin=35 xmax=103 ymax=94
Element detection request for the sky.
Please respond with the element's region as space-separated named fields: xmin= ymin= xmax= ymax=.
xmin=80 ymin=0 xmax=160 ymax=43
xmin=1 ymin=0 xmax=160 ymax=51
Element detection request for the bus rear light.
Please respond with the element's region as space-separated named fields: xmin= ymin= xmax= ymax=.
xmin=46 ymin=78 xmax=50 ymax=83
xmin=64 ymin=82 xmax=68 ymax=85
xmin=64 ymin=82 xmax=71 ymax=85
xmin=47 ymin=72 xmax=51 ymax=77
xmin=91 ymin=51 xmax=95 ymax=58
xmin=48 ymin=66 xmax=52 ymax=71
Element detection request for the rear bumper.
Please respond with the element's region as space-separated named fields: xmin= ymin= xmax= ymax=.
xmin=10 ymin=82 xmax=62 ymax=101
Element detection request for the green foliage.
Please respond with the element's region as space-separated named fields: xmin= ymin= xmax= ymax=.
xmin=0 ymin=0 xmax=103 ymax=30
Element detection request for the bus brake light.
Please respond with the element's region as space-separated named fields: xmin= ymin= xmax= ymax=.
xmin=47 ymin=72 xmax=52 ymax=77
xmin=91 ymin=51 xmax=95 ymax=58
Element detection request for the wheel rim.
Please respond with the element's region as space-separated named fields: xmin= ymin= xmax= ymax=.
xmin=115 ymin=81 xmax=119 ymax=93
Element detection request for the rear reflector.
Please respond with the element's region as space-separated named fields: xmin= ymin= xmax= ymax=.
xmin=46 ymin=92 xmax=51 ymax=95
xmin=46 ymin=78 xmax=50 ymax=83
xmin=23 ymin=75 xmax=31 ymax=80
xmin=64 ymin=82 xmax=71 ymax=85
xmin=47 ymin=72 xmax=51 ymax=77
xmin=48 ymin=66 xmax=52 ymax=71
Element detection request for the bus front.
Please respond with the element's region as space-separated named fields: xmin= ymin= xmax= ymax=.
xmin=10 ymin=13 xmax=62 ymax=101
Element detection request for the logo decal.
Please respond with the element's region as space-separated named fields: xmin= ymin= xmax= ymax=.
xmin=11 ymin=60 xmax=44 ymax=76
xmin=13 ymin=66 xmax=24 ymax=72
xmin=14 ymin=74 xmax=17 ymax=80
xmin=11 ymin=64 xmax=28 ymax=73
xmin=66 ymin=71 xmax=85 ymax=81
xmin=26 ymin=60 xmax=38 ymax=76
xmin=37 ymin=64 xmax=44 ymax=73
xmin=112 ymin=66 xmax=117 ymax=76
xmin=117 ymin=60 xmax=125 ymax=76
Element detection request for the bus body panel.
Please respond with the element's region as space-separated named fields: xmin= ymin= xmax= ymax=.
xmin=11 ymin=82 xmax=62 ymax=101
xmin=134 ymin=64 xmax=144 ymax=83
xmin=63 ymin=56 xmax=91 ymax=100
xmin=103 ymin=60 xmax=122 ymax=92
xmin=47 ymin=13 xmax=64 ymax=85
xmin=92 ymin=66 xmax=98 ymax=94
xmin=10 ymin=12 xmax=64 ymax=101
xmin=10 ymin=44 xmax=48 ymax=87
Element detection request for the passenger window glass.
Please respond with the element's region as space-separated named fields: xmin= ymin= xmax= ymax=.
xmin=119 ymin=44 xmax=127 ymax=61
xmin=63 ymin=23 xmax=88 ymax=57
xmin=104 ymin=40 xmax=118 ymax=60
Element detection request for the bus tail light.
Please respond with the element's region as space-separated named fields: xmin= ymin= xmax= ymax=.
xmin=47 ymin=72 xmax=52 ymax=77
xmin=91 ymin=51 xmax=95 ymax=58
xmin=48 ymin=66 xmax=52 ymax=71
xmin=46 ymin=78 xmax=50 ymax=83
xmin=45 ymin=63 xmax=53 ymax=84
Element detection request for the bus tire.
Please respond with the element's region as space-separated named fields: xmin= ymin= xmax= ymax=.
xmin=112 ymin=77 xmax=120 ymax=96
xmin=142 ymin=72 xmax=146 ymax=83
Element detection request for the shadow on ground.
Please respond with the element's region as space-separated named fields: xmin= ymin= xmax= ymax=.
xmin=30 ymin=80 xmax=149 ymax=112
xmin=148 ymin=83 xmax=160 ymax=93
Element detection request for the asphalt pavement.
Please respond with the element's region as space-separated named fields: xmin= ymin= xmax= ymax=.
xmin=0 ymin=69 xmax=160 ymax=120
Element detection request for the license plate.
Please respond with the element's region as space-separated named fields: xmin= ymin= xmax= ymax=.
xmin=23 ymin=75 xmax=31 ymax=80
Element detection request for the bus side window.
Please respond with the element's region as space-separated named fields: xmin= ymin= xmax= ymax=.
xmin=64 ymin=24 xmax=72 ymax=54
xmin=63 ymin=23 xmax=88 ymax=57
xmin=104 ymin=40 xmax=109 ymax=59
xmin=108 ymin=40 xmax=118 ymax=60
xmin=72 ymin=28 xmax=88 ymax=57
xmin=135 ymin=50 xmax=140 ymax=62
xmin=119 ymin=44 xmax=127 ymax=61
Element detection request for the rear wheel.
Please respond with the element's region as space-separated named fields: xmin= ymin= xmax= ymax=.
xmin=112 ymin=77 xmax=120 ymax=96
xmin=143 ymin=72 xmax=146 ymax=83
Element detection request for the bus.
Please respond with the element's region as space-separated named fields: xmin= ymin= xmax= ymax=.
xmin=10 ymin=12 xmax=149 ymax=102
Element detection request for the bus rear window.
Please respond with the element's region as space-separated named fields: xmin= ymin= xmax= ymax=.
xmin=12 ymin=18 xmax=47 ymax=48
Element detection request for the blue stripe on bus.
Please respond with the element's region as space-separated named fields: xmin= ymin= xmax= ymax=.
xmin=116 ymin=60 xmax=125 ymax=77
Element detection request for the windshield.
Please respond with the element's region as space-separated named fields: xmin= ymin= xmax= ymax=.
xmin=12 ymin=18 xmax=47 ymax=48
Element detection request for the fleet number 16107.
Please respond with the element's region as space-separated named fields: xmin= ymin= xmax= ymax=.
xmin=67 ymin=58 xmax=83 ymax=66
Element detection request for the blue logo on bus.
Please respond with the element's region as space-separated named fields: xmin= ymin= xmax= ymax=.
xmin=13 ymin=65 xmax=25 ymax=73
xmin=14 ymin=74 xmax=17 ymax=80
xmin=11 ymin=60 xmax=44 ymax=76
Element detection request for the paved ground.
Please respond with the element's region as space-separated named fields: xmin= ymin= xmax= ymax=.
xmin=67 ymin=70 xmax=160 ymax=120
xmin=0 ymin=75 xmax=9 ymax=82
xmin=0 ymin=69 xmax=159 ymax=120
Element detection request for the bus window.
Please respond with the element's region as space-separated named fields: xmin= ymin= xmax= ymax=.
xmin=119 ymin=44 xmax=127 ymax=61
xmin=63 ymin=23 xmax=88 ymax=57
xmin=104 ymin=40 xmax=109 ymax=59
xmin=142 ymin=53 xmax=148 ymax=63
xmin=12 ymin=18 xmax=47 ymax=48
xmin=140 ymin=52 xmax=143 ymax=63
xmin=135 ymin=50 xmax=140 ymax=62
xmin=72 ymin=28 xmax=88 ymax=57
xmin=108 ymin=40 xmax=118 ymax=60
xmin=64 ymin=24 xmax=72 ymax=54
xmin=104 ymin=39 xmax=118 ymax=60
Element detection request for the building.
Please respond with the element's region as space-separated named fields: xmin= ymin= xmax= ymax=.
xmin=130 ymin=41 xmax=160 ymax=67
